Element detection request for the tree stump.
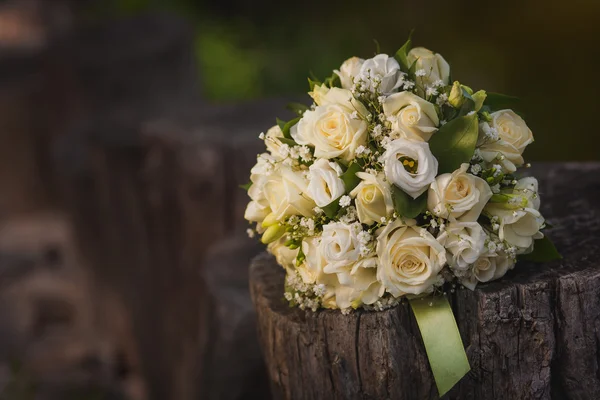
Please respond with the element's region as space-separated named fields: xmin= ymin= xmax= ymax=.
xmin=250 ymin=162 xmax=600 ymax=400
xmin=197 ymin=234 xmax=269 ymax=400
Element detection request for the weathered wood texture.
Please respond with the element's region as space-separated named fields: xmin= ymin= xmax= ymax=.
xmin=250 ymin=162 xmax=600 ymax=400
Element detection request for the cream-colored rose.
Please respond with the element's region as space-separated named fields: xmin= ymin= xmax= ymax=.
xmin=268 ymin=237 xmax=299 ymax=270
xmin=292 ymin=90 xmax=369 ymax=162
xmin=334 ymin=56 xmax=364 ymax=90
xmin=383 ymin=92 xmax=439 ymax=141
xmin=485 ymin=177 xmax=544 ymax=253
xmin=262 ymin=165 xmax=315 ymax=220
xmin=407 ymin=47 xmax=450 ymax=95
xmin=300 ymin=239 xmax=382 ymax=309
xmin=298 ymin=237 xmax=338 ymax=286
xmin=244 ymin=154 xmax=277 ymax=223
xmin=349 ymin=172 xmax=394 ymax=225
xmin=376 ymin=219 xmax=447 ymax=296
xmin=357 ymin=54 xmax=403 ymax=94
xmin=307 ymin=159 xmax=345 ymax=207
xmin=264 ymin=125 xmax=286 ymax=159
xmin=479 ymin=110 xmax=533 ymax=173
xmin=462 ymin=251 xmax=515 ymax=290
xmin=428 ymin=163 xmax=492 ymax=221
xmin=334 ymin=257 xmax=384 ymax=309
xmin=381 ymin=138 xmax=438 ymax=199
xmin=320 ymin=222 xmax=362 ymax=272
xmin=308 ymin=85 xmax=368 ymax=112
xmin=437 ymin=221 xmax=486 ymax=271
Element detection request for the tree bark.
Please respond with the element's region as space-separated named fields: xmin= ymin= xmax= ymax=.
xmin=250 ymin=162 xmax=600 ymax=400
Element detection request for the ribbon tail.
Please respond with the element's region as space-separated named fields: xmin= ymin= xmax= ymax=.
xmin=409 ymin=294 xmax=470 ymax=397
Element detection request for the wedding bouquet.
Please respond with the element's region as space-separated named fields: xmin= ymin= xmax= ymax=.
xmin=243 ymin=35 xmax=560 ymax=314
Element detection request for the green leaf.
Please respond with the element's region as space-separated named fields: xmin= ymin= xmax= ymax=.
xmin=429 ymin=113 xmax=479 ymax=174
xmin=394 ymin=29 xmax=414 ymax=72
xmin=457 ymin=88 xmax=475 ymax=116
xmin=276 ymin=117 xmax=286 ymax=131
xmin=323 ymin=72 xmax=341 ymax=88
xmin=341 ymin=162 xmax=362 ymax=193
xmin=276 ymin=116 xmax=301 ymax=139
xmin=519 ymin=236 xmax=562 ymax=262
xmin=308 ymin=77 xmax=321 ymax=91
xmin=392 ymin=185 xmax=428 ymax=219
xmin=484 ymin=92 xmax=520 ymax=111
xmin=321 ymin=199 xmax=341 ymax=219
xmin=278 ymin=137 xmax=297 ymax=146
xmin=373 ymin=39 xmax=381 ymax=54
xmin=239 ymin=182 xmax=252 ymax=191
xmin=286 ymin=102 xmax=309 ymax=116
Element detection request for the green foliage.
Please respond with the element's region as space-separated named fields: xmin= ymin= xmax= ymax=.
xmin=322 ymin=199 xmax=341 ymax=219
xmin=518 ymin=236 xmax=562 ymax=262
xmin=278 ymin=137 xmax=298 ymax=146
xmin=340 ymin=162 xmax=363 ymax=193
xmin=277 ymin=116 xmax=301 ymax=139
xmin=323 ymin=72 xmax=341 ymax=88
xmin=394 ymin=30 xmax=414 ymax=72
xmin=428 ymin=113 xmax=479 ymax=174
xmin=239 ymin=182 xmax=252 ymax=191
xmin=392 ymin=185 xmax=427 ymax=219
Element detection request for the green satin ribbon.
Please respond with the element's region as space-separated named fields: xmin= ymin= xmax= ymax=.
xmin=409 ymin=295 xmax=470 ymax=397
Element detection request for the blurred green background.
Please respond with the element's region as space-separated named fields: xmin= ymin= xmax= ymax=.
xmin=87 ymin=0 xmax=599 ymax=161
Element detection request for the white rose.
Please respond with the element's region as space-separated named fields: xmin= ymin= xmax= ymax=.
xmin=264 ymin=125 xmax=286 ymax=159
xmin=334 ymin=257 xmax=384 ymax=309
xmin=334 ymin=56 xmax=364 ymax=90
xmin=382 ymin=92 xmax=439 ymax=142
xmin=307 ymin=159 xmax=345 ymax=207
xmin=320 ymin=222 xmax=362 ymax=273
xmin=244 ymin=154 xmax=277 ymax=223
xmin=462 ymin=251 xmax=515 ymax=290
xmin=381 ymin=138 xmax=438 ymax=199
xmin=437 ymin=221 xmax=486 ymax=271
xmin=479 ymin=110 xmax=533 ymax=173
xmin=485 ymin=177 xmax=544 ymax=253
xmin=262 ymin=165 xmax=315 ymax=220
xmin=428 ymin=163 xmax=492 ymax=221
xmin=268 ymin=238 xmax=299 ymax=270
xmin=376 ymin=219 xmax=447 ymax=296
xmin=308 ymin=85 xmax=368 ymax=111
xmin=300 ymin=238 xmax=382 ymax=309
xmin=349 ymin=172 xmax=394 ymax=225
xmin=407 ymin=47 xmax=450 ymax=95
xmin=357 ymin=54 xmax=403 ymax=94
xmin=292 ymin=91 xmax=369 ymax=162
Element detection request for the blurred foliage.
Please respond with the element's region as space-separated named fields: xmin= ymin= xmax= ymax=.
xmin=85 ymin=0 xmax=600 ymax=161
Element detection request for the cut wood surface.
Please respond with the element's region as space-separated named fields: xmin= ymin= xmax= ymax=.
xmin=250 ymin=162 xmax=600 ymax=400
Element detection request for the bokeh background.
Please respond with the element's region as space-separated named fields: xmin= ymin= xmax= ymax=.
xmin=87 ymin=0 xmax=600 ymax=161
xmin=0 ymin=0 xmax=598 ymax=399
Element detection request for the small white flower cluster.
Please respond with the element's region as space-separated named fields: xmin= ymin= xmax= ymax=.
xmin=244 ymin=40 xmax=553 ymax=313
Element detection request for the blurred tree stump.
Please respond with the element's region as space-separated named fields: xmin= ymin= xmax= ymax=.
xmin=55 ymin=91 xmax=301 ymax=399
xmin=198 ymin=234 xmax=269 ymax=400
xmin=0 ymin=213 xmax=144 ymax=400
xmin=0 ymin=0 xmax=74 ymax=218
xmin=250 ymin=162 xmax=600 ymax=400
